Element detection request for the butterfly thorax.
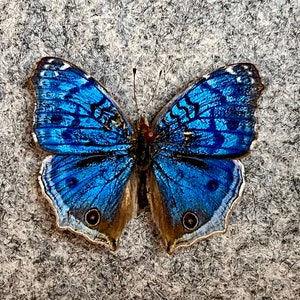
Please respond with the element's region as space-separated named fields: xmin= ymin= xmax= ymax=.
xmin=133 ymin=116 xmax=157 ymax=171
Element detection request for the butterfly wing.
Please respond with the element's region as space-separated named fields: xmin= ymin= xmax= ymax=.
xmin=33 ymin=57 xmax=133 ymax=154
xmin=149 ymin=64 xmax=263 ymax=253
xmin=153 ymin=64 xmax=264 ymax=157
xmin=40 ymin=154 xmax=136 ymax=250
xmin=149 ymin=151 xmax=243 ymax=253
xmin=32 ymin=58 xmax=136 ymax=249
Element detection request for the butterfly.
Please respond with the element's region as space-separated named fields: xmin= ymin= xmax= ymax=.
xmin=32 ymin=57 xmax=263 ymax=254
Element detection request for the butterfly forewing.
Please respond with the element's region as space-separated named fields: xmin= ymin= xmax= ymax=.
xmin=33 ymin=57 xmax=133 ymax=155
xmin=152 ymin=64 xmax=263 ymax=157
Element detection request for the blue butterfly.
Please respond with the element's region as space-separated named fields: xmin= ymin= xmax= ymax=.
xmin=32 ymin=57 xmax=263 ymax=253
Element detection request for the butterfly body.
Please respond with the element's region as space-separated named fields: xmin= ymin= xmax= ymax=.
xmin=32 ymin=58 xmax=263 ymax=253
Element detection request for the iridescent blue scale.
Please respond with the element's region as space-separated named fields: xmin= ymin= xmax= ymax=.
xmin=32 ymin=57 xmax=263 ymax=253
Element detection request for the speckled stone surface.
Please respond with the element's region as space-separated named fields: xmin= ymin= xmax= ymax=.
xmin=0 ymin=1 xmax=299 ymax=299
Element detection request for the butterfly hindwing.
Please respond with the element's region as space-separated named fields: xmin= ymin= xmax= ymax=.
xmin=40 ymin=154 xmax=136 ymax=249
xmin=32 ymin=57 xmax=136 ymax=249
xmin=33 ymin=57 xmax=133 ymax=154
xmin=153 ymin=63 xmax=264 ymax=157
xmin=149 ymin=150 xmax=243 ymax=253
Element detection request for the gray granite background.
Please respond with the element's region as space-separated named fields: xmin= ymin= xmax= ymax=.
xmin=0 ymin=0 xmax=299 ymax=299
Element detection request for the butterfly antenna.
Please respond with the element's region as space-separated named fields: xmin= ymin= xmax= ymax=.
xmin=144 ymin=70 xmax=163 ymax=109
xmin=133 ymin=68 xmax=140 ymax=115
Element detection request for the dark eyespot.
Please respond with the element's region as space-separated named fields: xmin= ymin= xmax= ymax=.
xmin=207 ymin=180 xmax=219 ymax=191
xmin=85 ymin=208 xmax=101 ymax=227
xmin=226 ymin=119 xmax=239 ymax=130
xmin=66 ymin=177 xmax=78 ymax=188
xmin=51 ymin=114 xmax=63 ymax=124
xmin=213 ymin=132 xmax=225 ymax=145
xmin=182 ymin=212 xmax=199 ymax=232
xmin=62 ymin=130 xmax=72 ymax=140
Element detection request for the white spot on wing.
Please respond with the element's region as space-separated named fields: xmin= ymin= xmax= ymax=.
xmin=183 ymin=131 xmax=194 ymax=136
xmin=226 ymin=66 xmax=237 ymax=75
xmin=32 ymin=132 xmax=38 ymax=143
xmin=183 ymin=131 xmax=194 ymax=141
xmin=60 ymin=63 xmax=70 ymax=70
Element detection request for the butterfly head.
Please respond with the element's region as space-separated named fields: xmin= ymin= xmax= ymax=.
xmin=138 ymin=116 xmax=157 ymax=144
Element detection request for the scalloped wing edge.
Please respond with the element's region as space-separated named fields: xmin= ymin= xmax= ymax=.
xmin=38 ymin=155 xmax=138 ymax=251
